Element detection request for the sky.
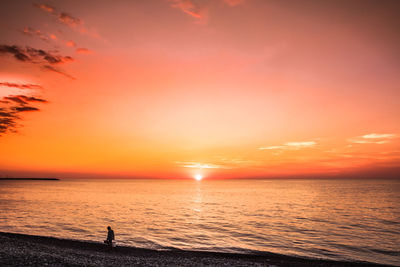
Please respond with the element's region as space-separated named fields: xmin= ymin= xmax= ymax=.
xmin=0 ymin=0 xmax=399 ymax=179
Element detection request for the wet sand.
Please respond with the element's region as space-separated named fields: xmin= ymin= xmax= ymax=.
xmin=0 ymin=232 xmax=390 ymax=266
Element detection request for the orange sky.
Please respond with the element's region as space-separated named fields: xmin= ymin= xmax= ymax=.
xmin=0 ymin=0 xmax=399 ymax=179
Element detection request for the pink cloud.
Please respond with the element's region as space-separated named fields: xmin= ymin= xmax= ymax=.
xmin=75 ymin=48 xmax=92 ymax=54
xmin=223 ymin=0 xmax=245 ymax=6
xmin=34 ymin=2 xmax=99 ymax=39
xmin=168 ymin=0 xmax=245 ymax=20
xmin=169 ymin=0 xmax=205 ymax=19
xmin=66 ymin=41 xmax=77 ymax=47
xmin=33 ymin=3 xmax=55 ymax=13
xmin=21 ymin=27 xmax=49 ymax=42
xmin=58 ymin=12 xmax=81 ymax=28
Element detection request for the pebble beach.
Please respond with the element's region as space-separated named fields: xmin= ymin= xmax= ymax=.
xmin=0 ymin=232 xmax=390 ymax=267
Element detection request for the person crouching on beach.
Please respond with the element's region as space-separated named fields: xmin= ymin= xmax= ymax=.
xmin=104 ymin=226 xmax=115 ymax=249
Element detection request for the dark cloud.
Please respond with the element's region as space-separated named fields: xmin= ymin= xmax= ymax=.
xmin=0 ymin=117 xmax=18 ymax=134
xmin=0 ymin=111 xmax=15 ymax=117
xmin=0 ymin=44 xmax=74 ymax=65
xmin=13 ymin=106 xmax=40 ymax=112
xmin=5 ymin=95 xmax=47 ymax=105
xmin=0 ymin=44 xmax=75 ymax=78
xmin=0 ymin=93 xmax=48 ymax=136
xmin=26 ymin=46 xmax=74 ymax=64
xmin=4 ymin=96 xmax=27 ymax=105
xmin=43 ymin=53 xmax=73 ymax=64
xmin=43 ymin=65 xmax=76 ymax=80
xmin=0 ymin=82 xmax=43 ymax=90
xmin=0 ymin=45 xmax=30 ymax=61
xmin=20 ymin=96 xmax=47 ymax=103
xmin=0 ymin=109 xmax=18 ymax=134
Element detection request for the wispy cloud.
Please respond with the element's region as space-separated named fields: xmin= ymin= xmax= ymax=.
xmin=0 ymin=82 xmax=43 ymax=90
xmin=33 ymin=2 xmax=99 ymax=38
xmin=259 ymin=141 xmax=316 ymax=150
xmin=168 ymin=0 xmax=205 ymax=19
xmin=362 ymin=133 xmax=396 ymax=139
xmin=43 ymin=65 xmax=76 ymax=80
xmin=215 ymin=157 xmax=262 ymax=168
xmin=223 ymin=0 xmax=245 ymax=6
xmin=176 ymin=161 xmax=222 ymax=169
xmin=19 ymin=24 xmax=90 ymax=53
xmin=58 ymin=12 xmax=81 ymax=28
xmin=20 ymin=27 xmax=91 ymax=53
xmin=34 ymin=3 xmax=55 ymax=13
xmin=75 ymin=48 xmax=92 ymax=54
xmin=176 ymin=157 xmax=261 ymax=170
xmin=34 ymin=3 xmax=81 ymax=28
xmin=66 ymin=40 xmax=77 ymax=47
xmin=259 ymin=145 xmax=286 ymax=150
xmin=168 ymin=0 xmax=245 ymax=20
xmin=349 ymin=133 xmax=397 ymax=144
xmin=21 ymin=27 xmax=50 ymax=42
xmin=285 ymin=141 xmax=316 ymax=148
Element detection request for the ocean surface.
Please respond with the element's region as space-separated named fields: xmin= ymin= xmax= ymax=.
xmin=0 ymin=179 xmax=399 ymax=265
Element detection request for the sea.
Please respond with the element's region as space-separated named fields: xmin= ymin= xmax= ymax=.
xmin=0 ymin=178 xmax=399 ymax=265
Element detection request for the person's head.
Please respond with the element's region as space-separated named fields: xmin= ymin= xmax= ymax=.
xmin=107 ymin=226 xmax=111 ymax=230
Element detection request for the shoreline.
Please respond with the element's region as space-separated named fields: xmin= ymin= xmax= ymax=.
xmin=0 ymin=232 xmax=391 ymax=267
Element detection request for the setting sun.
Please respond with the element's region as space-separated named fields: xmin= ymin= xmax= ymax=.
xmin=0 ymin=1 xmax=399 ymax=266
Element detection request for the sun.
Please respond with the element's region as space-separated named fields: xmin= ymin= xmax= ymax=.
xmin=194 ymin=174 xmax=203 ymax=181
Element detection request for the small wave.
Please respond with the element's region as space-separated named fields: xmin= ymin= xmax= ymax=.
xmin=369 ymin=248 xmax=400 ymax=257
xmin=62 ymin=227 xmax=89 ymax=233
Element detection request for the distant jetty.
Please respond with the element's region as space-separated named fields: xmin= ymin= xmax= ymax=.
xmin=0 ymin=178 xmax=59 ymax=181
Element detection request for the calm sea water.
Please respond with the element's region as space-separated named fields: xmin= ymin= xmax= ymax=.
xmin=0 ymin=179 xmax=399 ymax=265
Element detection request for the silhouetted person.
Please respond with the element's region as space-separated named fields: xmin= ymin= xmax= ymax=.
xmin=104 ymin=226 xmax=115 ymax=249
